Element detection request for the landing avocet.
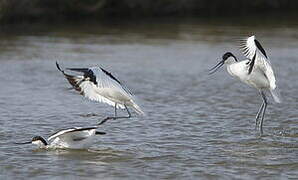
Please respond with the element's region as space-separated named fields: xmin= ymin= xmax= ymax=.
xmin=56 ymin=62 xmax=144 ymax=125
xmin=209 ymin=35 xmax=281 ymax=134
xmin=15 ymin=127 xmax=106 ymax=149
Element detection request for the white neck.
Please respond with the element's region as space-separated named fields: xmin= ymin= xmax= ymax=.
xmin=32 ymin=140 xmax=47 ymax=148
xmin=224 ymin=57 xmax=236 ymax=65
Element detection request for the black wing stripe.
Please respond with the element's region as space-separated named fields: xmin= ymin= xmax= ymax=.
xmin=66 ymin=68 xmax=89 ymax=73
xmin=100 ymin=67 xmax=133 ymax=95
xmin=49 ymin=128 xmax=71 ymax=138
xmin=73 ymin=137 xmax=88 ymax=141
xmin=95 ymin=131 xmax=106 ymax=135
xmin=100 ymin=67 xmax=122 ymax=85
xmin=248 ymin=53 xmax=256 ymax=74
xmin=254 ymin=39 xmax=268 ymax=58
xmin=70 ymin=127 xmax=97 ymax=132
xmin=49 ymin=127 xmax=97 ymax=138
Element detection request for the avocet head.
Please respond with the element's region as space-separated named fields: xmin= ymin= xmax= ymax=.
xmin=31 ymin=136 xmax=48 ymax=148
xmin=209 ymin=52 xmax=238 ymax=74
xmin=66 ymin=67 xmax=97 ymax=85
xmin=15 ymin=136 xmax=48 ymax=148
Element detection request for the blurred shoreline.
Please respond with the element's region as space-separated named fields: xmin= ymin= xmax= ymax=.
xmin=0 ymin=16 xmax=298 ymax=36
xmin=0 ymin=0 xmax=298 ymax=24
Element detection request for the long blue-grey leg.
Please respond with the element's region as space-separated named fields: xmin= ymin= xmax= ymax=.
xmin=98 ymin=104 xmax=131 ymax=125
xmin=255 ymin=100 xmax=265 ymax=129
xmin=115 ymin=103 xmax=117 ymax=118
xmin=98 ymin=103 xmax=117 ymax=125
xmin=125 ymin=105 xmax=131 ymax=118
xmin=259 ymin=91 xmax=268 ymax=135
xmin=111 ymin=105 xmax=131 ymax=119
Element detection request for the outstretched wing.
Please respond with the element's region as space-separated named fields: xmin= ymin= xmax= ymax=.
xmin=56 ymin=62 xmax=125 ymax=109
xmin=240 ymin=35 xmax=281 ymax=103
xmin=91 ymin=67 xmax=145 ymax=112
xmin=91 ymin=67 xmax=133 ymax=97
xmin=240 ymin=36 xmax=276 ymax=89
xmin=56 ymin=62 xmax=84 ymax=91
xmin=79 ymin=80 xmax=125 ymax=108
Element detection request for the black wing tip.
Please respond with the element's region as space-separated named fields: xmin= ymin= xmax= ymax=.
xmin=56 ymin=61 xmax=64 ymax=73
xmin=254 ymin=39 xmax=268 ymax=58
xmin=95 ymin=131 xmax=106 ymax=135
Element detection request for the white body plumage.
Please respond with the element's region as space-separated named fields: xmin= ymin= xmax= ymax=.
xmin=227 ymin=60 xmax=270 ymax=90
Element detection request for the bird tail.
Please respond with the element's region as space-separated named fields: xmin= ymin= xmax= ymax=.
xmin=270 ymin=87 xmax=282 ymax=103
xmin=131 ymin=101 xmax=145 ymax=116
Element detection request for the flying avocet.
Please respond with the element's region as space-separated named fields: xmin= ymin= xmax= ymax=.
xmin=56 ymin=62 xmax=145 ymax=125
xmin=209 ymin=35 xmax=281 ymax=134
xmin=15 ymin=127 xmax=106 ymax=149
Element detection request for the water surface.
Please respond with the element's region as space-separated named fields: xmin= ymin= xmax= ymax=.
xmin=0 ymin=19 xmax=298 ymax=179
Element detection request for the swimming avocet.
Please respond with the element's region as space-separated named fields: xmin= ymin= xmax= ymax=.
xmin=15 ymin=127 xmax=106 ymax=149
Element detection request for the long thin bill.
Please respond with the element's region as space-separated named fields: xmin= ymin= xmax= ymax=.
xmin=209 ymin=61 xmax=224 ymax=74
xmin=14 ymin=141 xmax=31 ymax=145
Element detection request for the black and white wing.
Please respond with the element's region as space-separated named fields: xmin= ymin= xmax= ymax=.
xmin=78 ymin=80 xmax=126 ymax=109
xmin=48 ymin=127 xmax=77 ymax=141
xmin=56 ymin=62 xmax=126 ymax=109
xmin=90 ymin=67 xmax=133 ymax=97
xmin=56 ymin=62 xmax=84 ymax=91
xmin=48 ymin=127 xmax=105 ymax=142
xmin=89 ymin=67 xmax=144 ymax=114
xmin=241 ymin=36 xmax=275 ymax=87
xmin=240 ymin=35 xmax=281 ymax=103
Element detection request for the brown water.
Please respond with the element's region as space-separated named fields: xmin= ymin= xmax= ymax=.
xmin=0 ymin=18 xmax=298 ymax=179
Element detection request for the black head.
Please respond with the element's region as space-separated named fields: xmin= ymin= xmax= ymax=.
xmin=15 ymin=136 xmax=48 ymax=145
xmin=83 ymin=69 xmax=92 ymax=78
xmin=222 ymin=52 xmax=237 ymax=62
xmin=32 ymin=136 xmax=48 ymax=145
xmin=85 ymin=69 xmax=97 ymax=85
xmin=209 ymin=52 xmax=237 ymax=74
xmin=66 ymin=67 xmax=97 ymax=85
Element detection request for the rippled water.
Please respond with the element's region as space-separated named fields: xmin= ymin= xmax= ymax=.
xmin=0 ymin=19 xmax=298 ymax=179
